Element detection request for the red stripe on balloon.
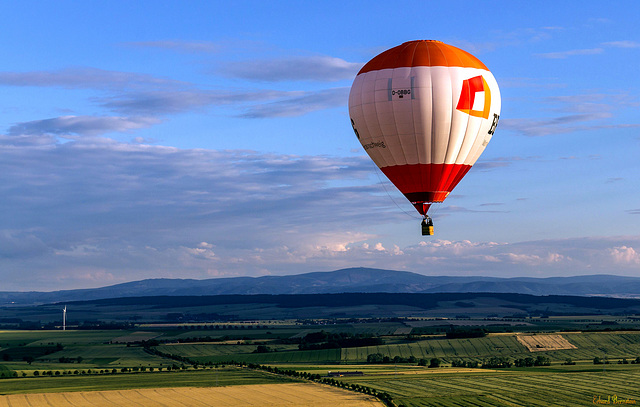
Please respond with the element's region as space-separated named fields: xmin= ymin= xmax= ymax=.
xmin=381 ymin=163 xmax=472 ymax=204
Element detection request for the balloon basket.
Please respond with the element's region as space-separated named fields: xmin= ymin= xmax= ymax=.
xmin=421 ymin=216 xmax=434 ymax=236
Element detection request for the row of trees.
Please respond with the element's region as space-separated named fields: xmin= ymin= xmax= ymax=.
xmin=594 ymin=356 xmax=640 ymax=364
xmin=0 ymin=364 xmax=206 ymax=379
xmin=366 ymin=354 xmax=640 ymax=369
xmin=514 ymin=356 xmax=551 ymax=367
xmin=453 ymin=356 xmax=550 ymax=369
xmin=451 ymin=359 xmax=479 ymax=368
xmin=366 ymin=353 xmax=441 ymax=367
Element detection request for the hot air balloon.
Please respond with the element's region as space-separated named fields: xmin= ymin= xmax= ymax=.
xmin=348 ymin=40 xmax=501 ymax=235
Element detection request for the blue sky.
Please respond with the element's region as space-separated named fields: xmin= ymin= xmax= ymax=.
xmin=1 ymin=1 xmax=639 ymax=290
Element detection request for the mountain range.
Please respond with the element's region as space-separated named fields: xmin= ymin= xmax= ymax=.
xmin=3 ymin=267 xmax=640 ymax=305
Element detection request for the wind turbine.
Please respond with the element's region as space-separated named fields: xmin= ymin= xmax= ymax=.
xmin=63 ymin=306 xmax=66 ymax=331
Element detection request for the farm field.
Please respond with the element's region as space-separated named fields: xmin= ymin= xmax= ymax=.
xmin=164 ymin=331 xmax=640 ymax=365
xmin=0 ymin=330 xmax=125 ymax=346
xmin=0 ymin=367 xmax=296 ymax=395
xmin=164 ymin=344 xmax=342 ymax=364
xmin=0 ymin=383 xmax=383 ymax=406
xmin=340 ymin=332 xmax=640 ymax=363
xmin=325 ymin=364 xmax=640 ymax=406
xmin=517 ymin=334 xmax=577 ymax=352
xmin=1 ymin=322 xmax=640 ymax=406
xmin=40 ymin=343 xmax=167 ymax=366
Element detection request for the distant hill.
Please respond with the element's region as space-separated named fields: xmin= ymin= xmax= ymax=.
xmin=2 ymin=267 xmax=640 ymax=305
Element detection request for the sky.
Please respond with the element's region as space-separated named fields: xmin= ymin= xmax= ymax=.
xmin=0 ymin=1 xmax=639 ymax=291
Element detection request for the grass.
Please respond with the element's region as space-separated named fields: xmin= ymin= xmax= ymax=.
xmin=0 ymin=366 xmax=298 ymax=395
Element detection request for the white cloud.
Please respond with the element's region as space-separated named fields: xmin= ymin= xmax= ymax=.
xmin=100 ymin=87 xmax=348 ymax=118
xmin=373 ymin=242 xmax=386 ymax=251
xmin=125 ymin=40 xmax=221 ymax=53
xmin=183 ymin=242 xmax=217 ymax=260
xmin=603 ymin=41 xmax=640 ymax=48
xmin=1 ymin=129 xmax=639 ymax=290
xmin=501 ymin=252 xmax=567 ymax=265
xmin=0 ymin=134 xmax=381 ymax=288
xmin=219 ymin=56 xmax=362 ymax=82
xmin=608 ymin=246 xmax=640 ymax=265
xmin=239 ymin=87 xmax=349 ymax=118
xmin=500 ymin=92 xmax=639 ymax=137
xmin=0 ymin=65 xmax=351 ymax=122
xmin=9 ymin=115 xmax=160 ymax=137
xmin=55 ymin=268 xmax=117 ymax=285
xmin=0 ymin=67 xmax=183 ymax=90
xmin=536 ymin=48 xmax=604 ymax=59
xmin=98 ymin=89 xmax=284 ymax=115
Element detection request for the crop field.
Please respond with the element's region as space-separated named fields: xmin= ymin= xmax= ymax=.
xmin=156 ymin=342 xmax=299 ymax=357
xmin=332 ymin=365 xmax=640 ymax=406
xmin=0 ymin=330 xmax=124 ymax=347
xmin=41 ymin=344 xmax=167 ymax=365
xmin=517 ymin=334 xmax=577 ymax=352
xmin=530 ymin=332 xmax=640 ymax=361
xmin=148 ymin=322 xmax=406 ymax=342
xmin=0 ymin=383 xmax=383 ymax=407
xmin=1 ymin=325 xmax=640 ymax=406
xmin=159 ymin=327 xmax=307 ymax=341
xmin=341 ymin=334 xmax=528 ymax=363
xmin=110 ymin=331 xmax=161 ymax=343
xmin=186 ymin=348 xmax=342 ymax=364
xmin=139 ymin=331 xmax=640 ymax=367
xmin=340 ymin=332 xmax=640 ymax=363
xmin=289 ymin=322 xmax=406 ymax=338
xmin=161 ymin=333 xmax=535 ymax=365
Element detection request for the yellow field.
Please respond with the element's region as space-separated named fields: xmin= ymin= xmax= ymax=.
xmin=517 ymin=334 xmax=577 ymax=352
xmin=0 ymin=383 xmax=383 ymax=407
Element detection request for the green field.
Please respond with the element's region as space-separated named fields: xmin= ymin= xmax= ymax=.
xmin=0 ymin=330 xmax=128 ymax=346
xmin=42 ymin=344 xmax=167 ymax=365
xmin=181 ymin=347 xmax=342 ymax=364
xmin=0 ymin=367 xmax=297 ymax=395
xmin=155 ymin=342 xmax=299 ymax=357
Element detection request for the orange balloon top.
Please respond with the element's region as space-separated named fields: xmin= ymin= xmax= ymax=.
xmin=357 ymin=40 xmax=488 ymax=74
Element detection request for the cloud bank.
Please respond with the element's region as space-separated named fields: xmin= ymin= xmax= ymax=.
xmin=1 ymin=131 xmax=638 ymax=290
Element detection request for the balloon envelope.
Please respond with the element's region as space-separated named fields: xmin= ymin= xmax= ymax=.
xmin=348 ymin=40 xmax=501 ymax=215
